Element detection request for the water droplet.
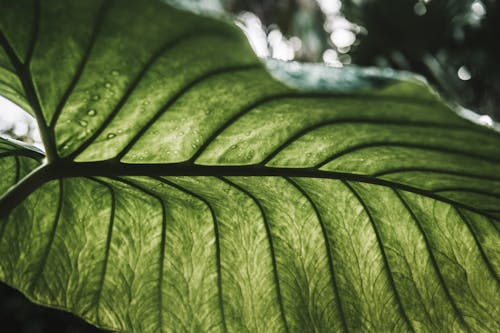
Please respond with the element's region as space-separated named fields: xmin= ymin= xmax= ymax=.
xmin=306 ymin=152 xmax=312 ymax=157
xmin=107 ymin=133 xmax=116 ymax=139
xmin=79 ymin=120 xmax=88 ymax=127
xmin=105 ymin=82 xmax=112 ymax=88
xmin=111 ymin=69 xmax=119 ymax=76
xmin=87 ymin=109 xmax=96 ymax=116
xmin=65 ymin=119 xmax=71 ymax=124
xmin=117 ymin=129 xmax=123 ymax=134
xmin=143 ymin=100 xmax=150 ymax=106
xmin=191 ymin=144 xmax=197 ymax=148
xmin=92 ymin=94 xmax=100 ymax=101
xmin=231 ymin=144 xmax=238 ymax=149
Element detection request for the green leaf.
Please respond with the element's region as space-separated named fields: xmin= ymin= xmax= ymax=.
xmin=1 ymin=0 xmax=499 ymax=332
xmin=0 ymin=137 xmax=42 ymax=193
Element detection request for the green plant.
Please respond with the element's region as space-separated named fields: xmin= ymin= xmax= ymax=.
xmin=0 ymin=0 xmax=499 ymax=332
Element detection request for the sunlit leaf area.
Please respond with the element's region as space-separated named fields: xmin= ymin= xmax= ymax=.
xmin=0 ymin=0 xmax=498 ymax=332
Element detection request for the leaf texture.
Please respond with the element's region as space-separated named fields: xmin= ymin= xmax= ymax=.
xmin=0 ymin=0 xmax=499 ymax=332
xmin=0 ymin=138 xmax=41 ymax=193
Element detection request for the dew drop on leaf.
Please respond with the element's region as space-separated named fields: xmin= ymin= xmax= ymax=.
xmin=87 ymin=109 xmax=96 ymax=116
xmin=111 ymin=69 xmax=119 ymax=76
xmin=92 ymin=94 xmax=100 ymax=101
xmin=79 ymin=120 xmax=88 ymax=127
xmin=105 ymin=82 xmax=112 ymax=88
xmin=107 ymin=133 xmax=116 ymax=139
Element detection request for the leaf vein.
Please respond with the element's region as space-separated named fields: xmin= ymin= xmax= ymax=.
xmin=261 ymin=120 xmax=496 ymax=166
xmin=218 ymin=176 xmax=291 ymax=333
xmin=393 ymin=189 xmax=469 ymax=330
xmin=286 ymin=177 xmax=349 ymax=333
xmin=29 ymin=178 xmax=63 ymax=294
xmin=86 ymin=176 xmax=116 ymax=327
xmin=343 ymin=180 xmax=416 ymax=333
xmin=68 ymin=31 xmax=252 ymax=160
xmin=49 ymin=0 xmax=113 ymax=129
xmin=454 ymin=208 xmax=500 ymax=283
xmin=374 ymin=167 xmax=500 ymax=182
xmin=154 ymin=176 xmax=228 ymax=333
xmin=315 ymin=142 xmax=500 ymax=169
xmin=432 ymin=187 xmax=500 ymax=200
xmin=115 ymin=65 xmax=260 ymax=162
xmin=113 ymin=176 xmax=168 ymax=333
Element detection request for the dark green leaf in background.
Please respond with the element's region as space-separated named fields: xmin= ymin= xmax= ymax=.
xmin=0 ymin=0 xmax=499 ymax=332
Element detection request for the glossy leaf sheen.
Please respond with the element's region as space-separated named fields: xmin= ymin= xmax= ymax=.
xmin=0 ymin=0 xmax=499 ymax=332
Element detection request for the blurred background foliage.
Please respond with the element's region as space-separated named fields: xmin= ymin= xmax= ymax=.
xmin=1 ymin=0 xmax=498 ymax=331
xmin=226 ymin=0 xmax=499 ymax=121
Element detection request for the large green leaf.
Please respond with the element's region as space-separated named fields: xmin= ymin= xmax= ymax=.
xmin=1 ymin=0 xmax=499 ymax=332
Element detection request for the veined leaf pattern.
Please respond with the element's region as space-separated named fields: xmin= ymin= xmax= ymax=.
xmin=0 ymin=0 xmax=499 ymax=332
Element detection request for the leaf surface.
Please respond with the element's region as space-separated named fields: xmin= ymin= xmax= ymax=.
xmin=0 ymin=0 xmax=499 ymax=332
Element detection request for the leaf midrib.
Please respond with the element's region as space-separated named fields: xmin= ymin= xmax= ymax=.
xmin=1 ymin=161 xmax=499 ymax=225
xmin=0 ymin=4 xmax=58 ymax=161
